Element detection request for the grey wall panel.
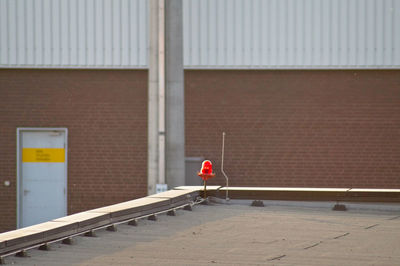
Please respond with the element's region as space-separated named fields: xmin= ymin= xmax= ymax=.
xmin=183 ymin=0 xmax=400 ymax=68
xmin=0 ymin=0 xmax=148 ymax=68
xmin=0 ymin=0 xmax=399 ymax=68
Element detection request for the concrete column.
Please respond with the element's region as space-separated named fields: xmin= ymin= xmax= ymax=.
xmin=148 ymin=0 xmax=184 ymax=193
xmin=165 ymin=0 xmax=185 ymax=188
xmin=148 ymin=0 xmax=162 ymax=195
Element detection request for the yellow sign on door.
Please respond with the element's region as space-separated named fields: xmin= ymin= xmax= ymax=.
xmin=22 ymin=148 xmax=65 ymax=163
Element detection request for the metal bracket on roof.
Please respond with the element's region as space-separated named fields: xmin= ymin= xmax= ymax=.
xmin=200 ymin=198 xmax=210 ymax=205
xmin=148 ymin=214 xmax=158 ymax=221
xmin=128 ymin=219 xmax=138 ymax=226
xmin=332 ymin=203 xmax=347 ymax=211
xmin=61 ymin=238 xmax=73 ymax=245
xmin=83 ymin=230 xmax=96 ymax=237
xmin=251 ymin=200 xmax=265 ymax=207
xmin=333 ymin=189 xmax=350 ymax=211
xmin=15 ymin=250 xmax=28 ymax=257
xmin=183 ymin=204 xmax=193 ymax=211
xmin=106 ymin=225 xmax=117 ymax=232
xmin=38 ymin=243 xmax=50 ymax=251
xmin=167 ymin=209 xmax=176 ymax=216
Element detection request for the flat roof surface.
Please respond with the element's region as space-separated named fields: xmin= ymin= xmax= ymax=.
xmin=6 ymin=203 xmax=400 ymax=265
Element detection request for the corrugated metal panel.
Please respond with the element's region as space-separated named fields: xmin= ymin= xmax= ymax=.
xmin=183 ymin=0 xmax=400 ymax=68
xmin=1 ymin=0 xmax=399 ymax=69
xmin=0 ymin=0 xmax=148 ymax=68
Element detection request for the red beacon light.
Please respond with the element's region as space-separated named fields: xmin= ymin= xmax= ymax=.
xmin=198 ymin=160 xmax=215 ymax=181
xmin=198 ymin=160 xmax=215 ymax=199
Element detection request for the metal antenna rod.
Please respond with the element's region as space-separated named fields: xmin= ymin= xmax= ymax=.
xmin=221 ymin=132 xmax=229 ymax=201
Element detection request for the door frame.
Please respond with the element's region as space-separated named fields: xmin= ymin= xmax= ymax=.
xmin=16 ymin=127 xmax=68 ymax=228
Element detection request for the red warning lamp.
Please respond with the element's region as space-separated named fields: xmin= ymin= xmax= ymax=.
xmin=198 ymin=160 xmax=215 ymax=181
xmin=198 ymin=160 xmax=215 ymax=199
xmin=201 ymin=160 xmax=212 ymax=174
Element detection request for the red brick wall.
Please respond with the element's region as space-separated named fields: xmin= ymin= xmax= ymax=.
xmin=0 ymin=69 xmax=148 ymax=232
xmin=1 ymin=69 xmax=399 ymax=232
xmin=185 ymin=70 xmax=400 ymax=189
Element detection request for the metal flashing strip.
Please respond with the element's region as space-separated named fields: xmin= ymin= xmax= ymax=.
xmin=148 ymin=189 xmax=201 ymax=204
xmin=0 ymin=187 xmax=211 ymax=257
xmin=211 ymin=187 xmax=400 ymax=203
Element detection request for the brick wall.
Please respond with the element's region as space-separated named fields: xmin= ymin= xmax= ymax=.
xmin=0 ymin=69 xmax=148 ymax=232
xmin=1 ymin=69 xmax=399 ymax=232
xmin=185 ymin=70 xmax=400 ymax=189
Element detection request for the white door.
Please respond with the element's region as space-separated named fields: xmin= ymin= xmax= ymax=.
xmin=18 ymin=129 xmax=67 ymax=228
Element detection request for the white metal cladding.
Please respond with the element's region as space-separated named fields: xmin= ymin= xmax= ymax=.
xmin=183 ymin=0 xmax=400 ymax=69
xmin=0 ymin=0 xmax=148 ymax=68
xmin=1 ymin=0 xmax=399 ymax=69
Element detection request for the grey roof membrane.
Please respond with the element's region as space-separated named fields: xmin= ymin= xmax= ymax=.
xmin=4 ymin=203 xmax=400 ymax=266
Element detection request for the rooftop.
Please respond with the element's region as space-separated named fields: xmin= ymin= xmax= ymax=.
xmin=4 ymin=202 xmax=400 ymax=265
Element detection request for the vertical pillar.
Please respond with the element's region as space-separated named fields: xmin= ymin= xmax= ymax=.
xmin=165 ymin=0 xmax=185 ymax=188
xmin=148 ymin=0 xmax=184 ymax=194
xmin=148 ymin=0 xmax=163 ymax=195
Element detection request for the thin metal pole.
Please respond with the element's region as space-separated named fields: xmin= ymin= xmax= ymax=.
xmin=221 ymin=132 xmax=229 ymax=201
xmin=203 ymin=180 xmax=207 ymax=198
